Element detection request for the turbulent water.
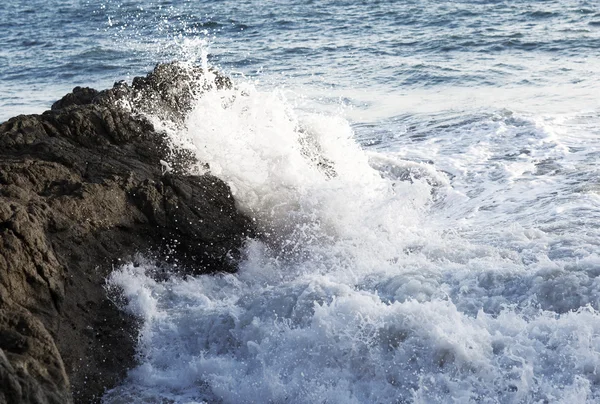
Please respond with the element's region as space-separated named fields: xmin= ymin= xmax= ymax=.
xmin=4 ymin=0 xmax=600 ymax=402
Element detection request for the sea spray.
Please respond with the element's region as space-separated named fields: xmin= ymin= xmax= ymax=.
xmin=103 ymin=64 xmax=600 ymax=403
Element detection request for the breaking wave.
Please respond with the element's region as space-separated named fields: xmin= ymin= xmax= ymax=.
xmin=103 ymin=63 xmax=600 ymax=403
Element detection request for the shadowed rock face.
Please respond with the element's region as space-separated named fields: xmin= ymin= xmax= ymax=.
xmin=0 ymin=63 xmax=253 ymax=403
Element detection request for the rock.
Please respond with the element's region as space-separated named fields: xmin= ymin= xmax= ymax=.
xmin=51 ymin=87 xmax=99 ymax=111
xmin=0 ymin=63 xmax=254 ymax=403
xmin=95 ymin=61 xmax=232 ymax=125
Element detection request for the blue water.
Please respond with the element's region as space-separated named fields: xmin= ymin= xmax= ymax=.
xmin=2 ymin=0 xmax=599 ymax=119
xmin=4 ymin=1 xmax=600 ymax=403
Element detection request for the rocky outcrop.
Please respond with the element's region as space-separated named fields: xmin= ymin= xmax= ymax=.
xmin=0 ymin=63 xmax=254 ymax=403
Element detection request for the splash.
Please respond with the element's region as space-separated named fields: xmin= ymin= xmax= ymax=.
xmin=104 ymin=53 xmax=600 ymax=403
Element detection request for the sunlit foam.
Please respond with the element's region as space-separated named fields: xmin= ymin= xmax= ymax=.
xmin=104 ymin=47 xmax=600 ymax=404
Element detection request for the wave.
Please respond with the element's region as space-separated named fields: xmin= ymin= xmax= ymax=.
xmin=103 ymin=59 xmax=600 ymax=403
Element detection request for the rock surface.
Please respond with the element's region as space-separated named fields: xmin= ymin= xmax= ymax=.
xmin=0 ymin=63 xmax=254 ymax=403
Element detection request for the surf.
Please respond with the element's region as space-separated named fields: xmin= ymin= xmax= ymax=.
xmin=103 ymin=54 xmax=600 ymax=403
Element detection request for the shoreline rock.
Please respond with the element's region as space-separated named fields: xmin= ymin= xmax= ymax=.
xmin=0 ymin=63 xmax=254 ymax=403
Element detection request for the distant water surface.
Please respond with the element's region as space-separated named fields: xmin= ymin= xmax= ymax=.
xmin=2 ymin=0 xmax=599 ymax=119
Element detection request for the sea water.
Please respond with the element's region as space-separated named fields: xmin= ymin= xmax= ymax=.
xmin=3 ymin=1 xmax=600 ymax=402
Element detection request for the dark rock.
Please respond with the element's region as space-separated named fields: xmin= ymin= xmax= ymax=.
xmin=95 ymin=61 xmax=232 ymax=124
xmin=51 ymin=87 xmax=99 ymax=111
xmin=297 ymin=127 xmax=337 ymax=178
xmin=0 ymin=63 xmax=254 ymax=403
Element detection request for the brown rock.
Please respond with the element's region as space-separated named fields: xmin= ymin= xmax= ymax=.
xmin=0 ymin=63 xmax=253 ymax=403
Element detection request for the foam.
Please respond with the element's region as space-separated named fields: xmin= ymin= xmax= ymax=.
xmin=104 ymin=59 xmax=600 ymax=403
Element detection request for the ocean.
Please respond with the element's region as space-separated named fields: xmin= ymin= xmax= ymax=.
xmin=3 ymin=0 xmax=600 ymax=402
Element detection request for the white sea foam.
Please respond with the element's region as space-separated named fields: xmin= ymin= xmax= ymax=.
xmin=104 ymin=64 xmax=600 ymax=403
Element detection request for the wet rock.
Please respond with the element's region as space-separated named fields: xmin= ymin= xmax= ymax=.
xmin=51 ymin=87 xmax=99 ymax=111
xmin=0 ymin=63 xmax=253 ymax=403
xmin=95 ymin=61 xmax=232 ymax=124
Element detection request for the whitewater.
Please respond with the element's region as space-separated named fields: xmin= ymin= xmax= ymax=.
xmin=96 ymin=55 xmax=600 ymax=402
